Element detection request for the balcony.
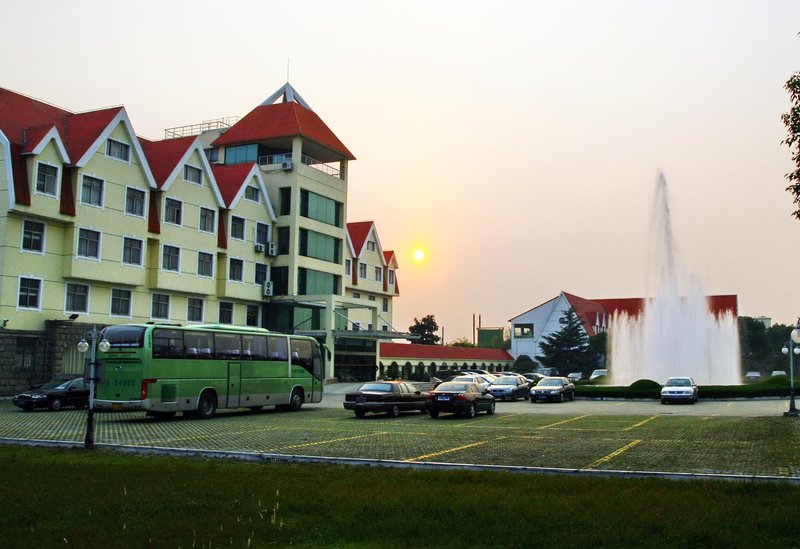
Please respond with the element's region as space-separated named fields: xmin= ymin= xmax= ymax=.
xmin=258 ymin=153 xmax=341 ymax=179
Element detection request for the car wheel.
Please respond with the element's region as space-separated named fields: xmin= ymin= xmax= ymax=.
xmin=661 ymin=399 xmax=667 ymax=405
xmin=569 ymin=391 xmax=575 ymax=401
xmin=486 ymin=401 xmax=495 ymax=415
xmin=465 ymin=403 xmax=476 ymax=419
xmin=388 ymin=405 xmax=400 ymax=418
xmin=355 ymin=410 xmax=367 ymax=418
xmin=420 ymin=407 xmax=429 ymax=415
xmin=49 ymin=398 xmax=63 ymax=411
xmin=559 ymin=393 xmax=565 ymax=403
xmin=288 ymin=389 xmax=303 ymax=411
xmin=429 ymin=410 xmax=440 ymax=419
xmin=197 ymin=390 xmax=217 ymax=420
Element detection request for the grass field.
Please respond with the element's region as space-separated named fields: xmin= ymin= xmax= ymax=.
xmin=2 ymin=445 xmax=799 ymax=548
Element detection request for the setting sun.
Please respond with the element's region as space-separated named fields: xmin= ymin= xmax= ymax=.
xmin=412 ymin=249 xmax=425 ymax=262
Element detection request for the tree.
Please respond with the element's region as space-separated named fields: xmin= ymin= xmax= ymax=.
xmin=449 ymin=337 xmax=475 ymax=348
xmin=738 ymin=316 xmax=770 ymax=372
xmin=588 ymin=332 xmax=608 ymax=369
xmin=782 ymin=71 xmax=800 ymax=219
xmin=536 ymin=308 xmax=595 ymax=376
xmin=409 ymin=315 xmax=440 ymax=345
xmin=512 ymin=354 xmax=537 ymax=373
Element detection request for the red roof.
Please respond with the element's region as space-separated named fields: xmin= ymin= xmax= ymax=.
xmin=347 ymin=221 xmax=374 ymax=257
xmin=0 ymin=87 xmax=70 ymax=145
xmin=62 ymin=107 xmax=122 ymax=163
xmin=141 ymin=136 xmax=197 ymax=188
xmin=211 ymin=101 xmax=355 ymax=160
xmin=212 ymin=163 xmax=256 ymax=207
xmin=381 ymin=342 xmax=513 ymax=362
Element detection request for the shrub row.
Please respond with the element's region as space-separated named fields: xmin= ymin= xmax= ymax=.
xmin=574 ymin=376 xmax=793 ymax=399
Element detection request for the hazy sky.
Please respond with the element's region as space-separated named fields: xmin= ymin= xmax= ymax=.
xmin=3 ymin=0 xmax=800 ymax=341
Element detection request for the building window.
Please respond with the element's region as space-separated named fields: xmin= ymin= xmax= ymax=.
xmin=374 ymin=267 xmax=382 ymax=282
xmin=125 ymin=187 xmax=145 ymax=217
xmin=382 ymin=324 xmax=389 ymax=332
xmin=229 ymin=258 xmax=244 ymax=282
xmin=187 ymin=297 xmax=204 ymax=322
xmin=162 ymin=245 xmax=180 ymax=272
xmin=35 ymin=163 xmax=58 ymax=196
xmin=230 ymin=216 xmax=245 ymax=240
xmin=246 ymin=304 xmax=259 ymax=327
xmin=245 ymin=186 xmax=260 ymax=202
xmin=299 ymin=229 xmax=341 ymax=264
xmin=21 ymin=220 xmax=45 ymax=253
xmin=353 ymin=292 xmax=361 ymax=299
xmin=279 ymin=187 xmax=291 ymax=216
xmin=224 ymin=144 xmax=258 ymax=164
xmin=151 ymin=293 xmax=170 ymax=320
xmin=77 ymin=228 xmax=101 ymax=259
xmin=199 ymin=207 xmax=215 ymax=233
xmin=382 ymin=297 xmax=389 ymax=313
xmin=204 ymin=147 xmax=219 ymax=163
xmin=184 ymin=165 xmax=202 ymax=184
xmin=256 ymin=222 xmax=269 ymax=246
xmin=106 ymin=139 xmax=130 ymax=162
xmin=300 ymin=189 xmax=342 ymax=227
xmin=165 ymin=198 xmax=182 ymax=226
xmin=65 ymin=283 xmax=89 ymax=313
xmin=271 ymin=266 xmax=288 ymax=296
xmin=368 ymin=295 xmax=376 ymax=302
xmin=358 ymin=263 xmax=367 ymax=279
xmin=255 ymin=263 xmax=269 ymax=285
xmin=367 ymin=241 xmax=376 ymax=252
xmin=197 ymin=251 xmax=213 ymax=277
xmin=81 ymin=175 xmax=104 ymax=207
xmin=110 ymin=288 xmax=132 ymax=317
xmin=219 ymin=302 xmax=233 ymax=324
xmin=18 ymin=277 xmax=41 ymax=309
xmin=388 ymin=270 xmax=395 ymax=285
xmin=514 ymin=323 xmax=534 ymax=338
xmin=345 ymin=259 xmax=351 ymax=275
xmin=298 ymin=268 xmax=339 ymax=295
xmin=122 ymin=237 xmax=143 ymax=266
xmin=277 ymin=227 xmax=290 ymax=254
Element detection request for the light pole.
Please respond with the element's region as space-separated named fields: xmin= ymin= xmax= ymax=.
xmin=77 ymin=325 xmax=110 ymax=447
xmin=780 ymin=319 xmax=800 ymax=418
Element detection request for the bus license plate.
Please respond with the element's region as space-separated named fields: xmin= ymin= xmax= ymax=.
xmin=112 ymin=403 xmax=123 ymax=411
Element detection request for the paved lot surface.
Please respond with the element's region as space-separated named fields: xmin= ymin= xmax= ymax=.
xmin=2 ymin=394 xmax=799 ymax=479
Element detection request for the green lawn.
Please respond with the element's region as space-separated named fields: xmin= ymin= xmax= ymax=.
xmin=1 ymin=445 xmax=798 ymax=548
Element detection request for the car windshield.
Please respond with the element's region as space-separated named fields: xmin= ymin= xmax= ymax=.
xmin=591 ymin=370 xmax=607 ymax=376
xmin=358 ymin=383 xmax=393 ymax=392
xmin=538 ymin=379 xmax=561 ymax=387
xmin=666 ymin=378 xmax=691 ymax=387
xmin=452 ymin=376 xmax=476 ymax=382
xmin=436 ymin=383 xmax=468 ymax=392
xmin=493 ymin=378 xmax=517 ymax=385
xmin=41 ymin=377 xmax=77 ymax=390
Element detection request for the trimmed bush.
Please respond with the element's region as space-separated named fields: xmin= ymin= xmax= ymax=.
xmin=575 ymin=375 xmax=793 ymax=400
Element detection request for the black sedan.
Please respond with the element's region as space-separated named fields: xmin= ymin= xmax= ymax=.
xmin=426 ymin=382 xmax=495 ymax=418
xmin=487 ymin=375 xmax=531 ymax=401
xmin=529 ymin=377 xmax=575 ymax=403
xmin=12 ymin=375 xmax=89 ymax=411
xmin=343 ymin=381 xmax=428 ymax=418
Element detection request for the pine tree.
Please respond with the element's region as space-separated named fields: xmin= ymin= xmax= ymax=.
xmin=536 ymin=308 xmax=595 ymax=375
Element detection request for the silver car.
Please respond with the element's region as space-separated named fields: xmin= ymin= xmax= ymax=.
xmin=660 ymin=376 xmax=698 ymax=404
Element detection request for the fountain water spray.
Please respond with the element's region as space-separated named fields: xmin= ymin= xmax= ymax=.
xmin=609 ymin=172 xmax=740 ymax=386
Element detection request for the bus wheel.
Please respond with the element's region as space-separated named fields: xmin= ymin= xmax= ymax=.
xmin=197 ymin=391 xmax=217 ymax=419
xmin=288 ymin=389 xmax=303 ymax=411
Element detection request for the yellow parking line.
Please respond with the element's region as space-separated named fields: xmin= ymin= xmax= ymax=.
xmin=538 ymin=415 xmax=589 ymax=429
xmin=275 ymin=432 xmax=388 ymax=451
xmin=151 ymin=426 xmax=281 ymax=443
xmin=623 ymin=415 xmax=657 ymax=431
xmin=500 ymin=413 xmax=521 ymax=420
xmin=585 ymin=439 xmax=642 ymax=469
xmin=406 ymin=437 xmax=506 ymax=462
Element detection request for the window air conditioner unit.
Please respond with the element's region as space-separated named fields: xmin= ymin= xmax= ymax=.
xmin=267 ymin=242 xmax=278 ymax=256
xmin=254 ymin=243 xmax=266 ymax=253
xmin=281 ymin=161 xmax=293 ymax=171
xmin=263 ymin=280 xmax=274 ymax=298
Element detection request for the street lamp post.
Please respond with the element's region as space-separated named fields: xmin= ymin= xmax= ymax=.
xmin=780 ymin=319 xmax=800 ymax=418
xmin=77 ymin=325 xmax=110 ymax=448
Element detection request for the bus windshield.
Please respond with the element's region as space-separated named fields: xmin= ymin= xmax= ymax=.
xmin=102 ymin=325 xmax=146 ymax=348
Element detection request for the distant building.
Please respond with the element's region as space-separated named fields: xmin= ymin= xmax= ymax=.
xmin=508 ymin=291 xmax=738 ymax=362
xmin=754 ymin=316 xmax=771 ymax=329
xmin=378 ymin=342 xmax=514 ymax=381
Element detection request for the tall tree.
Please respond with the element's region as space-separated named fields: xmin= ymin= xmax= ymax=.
xmin=781 ymin=71 xmax=800 ymax=218
xmin=409 ymin=315 xmax=440 ymax=345
xmin=536 ymin=308 xmax=595 ymax=375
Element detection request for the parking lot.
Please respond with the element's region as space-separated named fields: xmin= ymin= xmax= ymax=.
xmin=2 ymin=388 xmax=799 ymax=480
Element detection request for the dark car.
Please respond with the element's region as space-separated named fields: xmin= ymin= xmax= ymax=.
xmin=487 ymin=375 xmax=531 ymax=401
xmin=12 ymin=375 xmax=89 ymax=411
xmin=522 ymin=372 xmax=546 ymax=385
xmin=426 ymin=381 xmax=495 ymax=418
xmin=343 ymin=381 xmax=428 ymax=418
xmin=529 ymin=376 xmax=575 ymax=403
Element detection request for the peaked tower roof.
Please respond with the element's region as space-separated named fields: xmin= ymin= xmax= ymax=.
xmin=260 ymin=82 xmax=313 ymax=111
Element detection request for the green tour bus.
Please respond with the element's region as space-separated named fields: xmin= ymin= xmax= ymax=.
xmin=94 ymin=323 xmax=325 ymax=419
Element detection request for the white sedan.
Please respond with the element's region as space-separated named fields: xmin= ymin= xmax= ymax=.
xmin=660 ymin=376 xmax=698 ymax=404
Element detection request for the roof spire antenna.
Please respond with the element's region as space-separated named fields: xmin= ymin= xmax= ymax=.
xmin=287 ymin=57 xmax=290 ymax=83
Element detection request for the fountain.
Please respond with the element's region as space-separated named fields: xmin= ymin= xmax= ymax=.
xmin=609 ymin=172 xmax=740 ymax=386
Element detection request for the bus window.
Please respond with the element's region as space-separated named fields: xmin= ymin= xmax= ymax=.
xmin=185 ymin=331 xmax=213 ymax=359
xmin=267 ymin=336 xmax=288 ymax=361
xmin=214 ymin=333 xmax=241 ymax=359
xmin=102 ymin=325 xmax=146 ymax=348
xmin=153 ymin=329 xmax=184 ymax=358
xmin=290 ymin=338 xmax=313 ymax=370
xmin=242 ymin=335 xmax=267 ymax=359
